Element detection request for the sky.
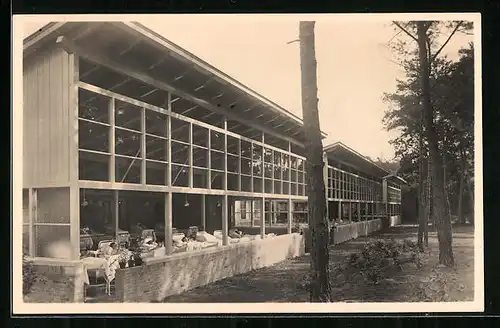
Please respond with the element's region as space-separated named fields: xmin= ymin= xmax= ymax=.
xmin=21 ymin=15 xmax=474 ymax=161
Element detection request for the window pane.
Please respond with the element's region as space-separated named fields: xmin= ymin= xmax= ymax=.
xmin=211 ymin=151 xmax=224 ymax=171
xmin=146 ymin=161 xmax=166 ymax=185
xmin=298 ymin=184 xmax=304 ymax=196
xmin=115 ymin=100 xmax=142 ymax=132
xmin=228 ymin=173 xmax=239 ymax=191
xmin=253 ymin=177 xmax=262 ymax=193
xmin=145 ymin=110 xmax=168 ymax=137
xmin=211 ymin=171 xmax=223 ymax=189
xmin=146 ymin=135 xmax=168 ymax=161
xmin=193 ymin=168 xmax=208 ymax=189
xmin=79 ymin=151 xmax=109 ymax=181
xmin=171 ymin=117 xmax=190 ymax=143
xmin=79 ymin=88 xmax=110 ymax=124
xmin=241 ymin=175 xmax=252 ymax=192
xmin=227 ymin=154 xmax=238 ymax=173
xmin=36 ymin=188 xmax=70 ymax=224
xmin=192 ymin=124 xmax=208 ymax=147
xmin=227 ymin=135 xmax=239 ymax=156
xmin=115 ymin=128 xmax=141 ymax=157
xmin=264 ymin=148 xmax=272 ymax=163
xmin=34 ymin=225 xmax=71 ymax=258
xmin=241 ymin=158 xmax=251 ymax=175
xmin=79 ymin=120 xmax=110 ymax=153
xmin=265 ymin=179 xmax=273 ymax=193
xmin=171 ymin=165 xmax=189 ymax=187
xmin=116 ymin=156 xmax=142 ymax=184
xmin=274 ymin=164 xmax=281 ymax=179
xmin=274 ymin=181 xmax=281 ymax=194
xmin=171 ymin=141 xmax=189 ymax=164
xmin=210 ymin=130 xmax=224 ymax=151
xmin=193 ymin=146 xmax=208 ymax=168
xmin=241 ymin=140 xmax=252 ymax=158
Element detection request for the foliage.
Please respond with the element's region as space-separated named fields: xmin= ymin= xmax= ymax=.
xmin=383 ymin=22 xmax=474 ymax=217
xmin=23 ymin=256 xmax=38 ymax=295
xmin=345 ymin=239 xmax=421 ymax=283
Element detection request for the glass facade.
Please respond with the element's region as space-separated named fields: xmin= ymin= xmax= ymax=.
xmin=78 ymin=84 xmax=307 ymax=196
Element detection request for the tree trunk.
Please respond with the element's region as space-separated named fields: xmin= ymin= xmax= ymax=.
xmin=299 ymin=21 xmax=331 ymax=302
xmin=457 ymin=171 xmax=465 ymax=224
xmin=417 ymin=22 xmax=454 ymax=267
xmin=424 ymin=155 xmax=430 ymax=246
xmin=417 ymin=123 xmax=425 ymax=252
xmin=442 ymin=147 xmax=453 ymax=225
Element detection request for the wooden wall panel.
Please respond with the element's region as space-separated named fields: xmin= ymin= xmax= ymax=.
xmin=23 ymin=48 xmax=76 ymax=187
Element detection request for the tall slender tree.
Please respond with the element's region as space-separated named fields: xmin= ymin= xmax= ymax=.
xmin=389 ymin=20 xmax=472 ymax=266
xmin=299 ymin=21 xmax=331 ymax=301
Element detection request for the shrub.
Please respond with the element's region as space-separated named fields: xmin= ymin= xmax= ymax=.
xmin=23 ymin=256 xmax=37 ymax=295
xmin=345 ymin=238 xmax=421 ymax=284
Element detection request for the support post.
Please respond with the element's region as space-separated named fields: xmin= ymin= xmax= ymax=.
xmin=188 ymin=122 xmax=193 ymax=188
xmin=201 ymin=194 xmax=206 ymax=231
xmin=69 ymin=186 xmax=80 ymax=260
xmin=222 ymin=195 xmax=229 ymax=246
xmin=28 ymin=188 xmax=35 ymax=257
xmin=250 ymin=200 xmax=254 ymax=227
xmin=287 ymin=198 xmax=293 ymax=234
xmin=338 ymin=201 xmax=342 ymax=221
xmin=109 ymin=97 xmax=115 ymax=182
xmin=165 ymin=192 xmax=173 ymax=255
xmin=140 ymin=107 xmax=146 ymax=184
xmin=357 ymin=202 xmax=361 ymax=222
xmin=166 ymin=98 xmax=172 ymax=187
xmin=260 ymin=197 xmax=266 ymax=238
xmin=237 ymin=138 xmax=242 ymax=192
xmin=348 ymin=201 xmax=352 ymax=223
xmin=113 ymin=190 xmax=119 ymax=240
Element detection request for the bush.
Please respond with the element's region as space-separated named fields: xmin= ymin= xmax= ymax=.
xmin=345 ymin=238 xmax=421 ymax=284
xmin=23 ymin=256 xmax=37 ymax=295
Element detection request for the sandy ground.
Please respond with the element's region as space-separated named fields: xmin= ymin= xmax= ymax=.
xmin=163 ymin=225 xmax=475 ymax=303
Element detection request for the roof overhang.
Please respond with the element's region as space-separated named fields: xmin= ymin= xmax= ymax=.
xmin=383 ymin=173 xmax=408 ymax=185
xmin=23 ymin=21 xmax=328 ymax=147
xmin=324 ymin=142 xmax=390 ymax=178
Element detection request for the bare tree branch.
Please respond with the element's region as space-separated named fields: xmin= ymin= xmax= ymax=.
xmin=287 ymin=39 xmax=299 ymax=45
xmin=388 ymin=29 xmax=403 ymax=44
xmin=392 ymin=21 xmax=418 ymax=42
xmin=430 ymin=21 xmax=463 ymax=63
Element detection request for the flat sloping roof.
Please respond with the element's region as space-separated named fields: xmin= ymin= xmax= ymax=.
xmin=24 ymin=21 xmax=328 ymax=146
xmin=324 ymin=142 xmax=404 ymax=182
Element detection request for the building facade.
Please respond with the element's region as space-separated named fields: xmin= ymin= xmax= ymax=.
xmin=21 ymin=22 xmax=403 ymax=262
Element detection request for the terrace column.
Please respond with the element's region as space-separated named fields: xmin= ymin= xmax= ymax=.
xmin=357 ymin=202 xmax=361 ymax=222
xmin=287 ymin=198 xmax=293 ymax=234
xmin=201 ymin=194 xmax=206 ymax=231
xmin=113 ymin=190 xmax=119 ymax=240
xmin=250 ymin=200 xmax=254 ymax=227
xmin=348 ymin=201 xmax=352 ymax=223
xmin=272 ymin=201 xmax=277 ymax=225
xmin=338 ymin=201 xmax=342 ymax=221
xmin=222 ymin=195 xmax=229 ymax=246
xmin=165 ymin=192 xmax=173 ymax=255
xmin=260 ymin=198 xmax=266 ymax=238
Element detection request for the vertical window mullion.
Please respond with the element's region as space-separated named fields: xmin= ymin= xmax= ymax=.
xmin=188 ymin=122 xmax=193 ymax=188
xmin=109 ymin=97 xmax=115 ymax=183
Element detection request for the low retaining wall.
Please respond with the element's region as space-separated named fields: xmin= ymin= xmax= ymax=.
xmin=389 ymin=215 xmax=402 ymax=227
xmin=25 ymin=258 xmax=85 ymax=303
xmin=330 ymin=219 xmax=382 ymax=245
xmin=115 ymin=233 xmax=305 ymax=302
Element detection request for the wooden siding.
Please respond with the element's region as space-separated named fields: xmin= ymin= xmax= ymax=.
xmin=23 ymin=48 xmax=76 ymax=187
